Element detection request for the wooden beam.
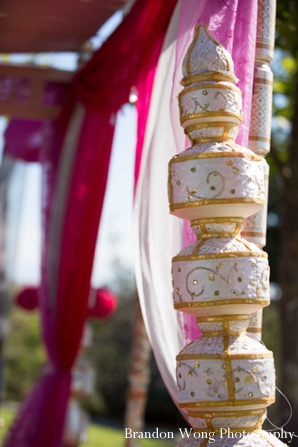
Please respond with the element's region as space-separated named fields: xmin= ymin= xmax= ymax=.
xmin=0 ymin=63 xmax=73 ymax=120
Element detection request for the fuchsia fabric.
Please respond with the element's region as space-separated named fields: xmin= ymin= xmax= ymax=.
xmin=54 ymin=110 xmax=115 ymax=369
xmin=3 ymin=83 xmax=68 ymax=163
xmin=69 ymin=0 xmax=179 ymax=188
xmin=54 ymin=0 xmax=178 ymax=371
xmin=15 ymin=287 xmax=39 ymax=311
xmin=87 ymin=288 xmax=118 ymax=319
xmin=4 ymin=1 xmax=178 ymax=446
xmin=4 ymin=120 xmax=43 ymax=162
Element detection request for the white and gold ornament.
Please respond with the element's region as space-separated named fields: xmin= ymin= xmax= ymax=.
xmin=167 ymin=23 xmax=283 ymax=447
xmin=176 ymin=316 xmax=275 ymax=411
xmin=172 ymin=218 xmax=270 ymax=317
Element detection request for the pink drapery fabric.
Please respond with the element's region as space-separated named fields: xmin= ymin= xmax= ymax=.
xmin=170 ymin=0 xmax=258 ymax=342
xmin=3 ymin=85 xmax=70 ymax=447
xmin=4 ymin=120 xmax=44 ymax=162
xmin=55 ymin=0 xmax=178 ymax=370
xmin=4 ymin=1 xmax=178 ymax=446
xmin=134 ymin=2 xmax=187 ymax=410
xmin=70 ymin=0 xmax=179 ymax=188
xmin=54 ymin=111 xmax=115 ymax=368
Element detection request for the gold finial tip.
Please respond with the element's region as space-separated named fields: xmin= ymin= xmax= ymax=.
xmin=182 ymin=24 xmax=235 ymax=80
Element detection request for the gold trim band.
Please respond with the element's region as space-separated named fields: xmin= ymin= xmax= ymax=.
xmin=179 ymin=82 xmax=241 ymax=97
xmin=192 ymin=217 xmax=244 ymax=225
xmin=241 ymin=231 xmax=266 ymax=238
xmin=185 ymin=121 xmax=238 ymax=132
xmin=248 ymin=136 xmax=270 ymax=142
xmin=179 ymin=397 xmax=275 ymax=408
xmin=170 ymin=197 xmax=265 ymax=212
xmin=181 ymin=110 xmax=243 ymax=125
xmin=247 ymin=328 xmax=262 ymax=333
xmin=187 ymin=408 xmax=266 ymax=418
xmin=254 ymin=77 xmax=273 ymax=86
xmin=176 ymin=353 xmax=273 ymax=361
xmin=196 ymin=315 xmax=250 ymax=322
xmin=196 ymin=232 xmax=239 ymax=239
xmin=181 ymin=72 xmax=236 ymax=86
xmin=172 ymin=251 xmax=268 ymax=262
xmin=224 ymin=323 xmax=235 ymax=402
xmin=191 ymin=136 xmax=235 ymax=144
xmin=174 ymin=299 xmax=269 ymax=309
xmin=169 ymin=151 xmax=262 ymax=163
xmin=256 ymin=42 xmax=274 ymax=51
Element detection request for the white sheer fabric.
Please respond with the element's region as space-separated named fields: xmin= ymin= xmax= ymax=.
xmin=134 ymin=1 xmax=185 ymax=407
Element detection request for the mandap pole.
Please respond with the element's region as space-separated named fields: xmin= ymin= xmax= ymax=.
xmin=124 ymin=299 xmax=151 ymax=447
xmin=243 ymin=0 xmax=277 ymax=341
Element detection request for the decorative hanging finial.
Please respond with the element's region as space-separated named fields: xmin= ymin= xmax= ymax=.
xmin=167 ymin=24 xmax=285 ymax=447
xmin=182 ymin=25 xmax=234 ymax=79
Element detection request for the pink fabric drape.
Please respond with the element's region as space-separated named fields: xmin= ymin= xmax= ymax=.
xmin=55 ymin=0 xmax=178 ymax=372
xmin=69 ymin=0 xmax=179 ymax=189
xmin=4 ymin=1 xmax=178 ymax=446
xmin=55 ymin=111 xmax=115 ymax=368
xmin=3 ymin=85 xmax=69 ymax=447
xmin=134 ymin=23 xmax=171 ymax=189
xmin=170 ymin=0 xmax=258 ymax=342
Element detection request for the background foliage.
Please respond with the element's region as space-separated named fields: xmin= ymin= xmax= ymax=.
xmin=4 ymin=306 xmax=46 ymax=401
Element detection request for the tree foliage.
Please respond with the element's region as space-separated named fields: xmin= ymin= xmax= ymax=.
xmin=3 ymin=307 xmax=46 ymax=401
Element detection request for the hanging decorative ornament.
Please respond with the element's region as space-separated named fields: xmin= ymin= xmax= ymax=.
xmin=168 ymin=24 xmax=284 ymax=446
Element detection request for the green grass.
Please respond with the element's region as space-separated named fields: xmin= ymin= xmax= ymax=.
xmin=0 ymin=408 xmax=15 ymax=444
xmin=0 ymin=407 xmax=173 ymax=446
xmin=88 ymin=424 xmax=173 ymax=447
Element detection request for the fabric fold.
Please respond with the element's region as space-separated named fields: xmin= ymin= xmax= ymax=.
xmin=134 ymin=1 xmax=186 ymax=407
